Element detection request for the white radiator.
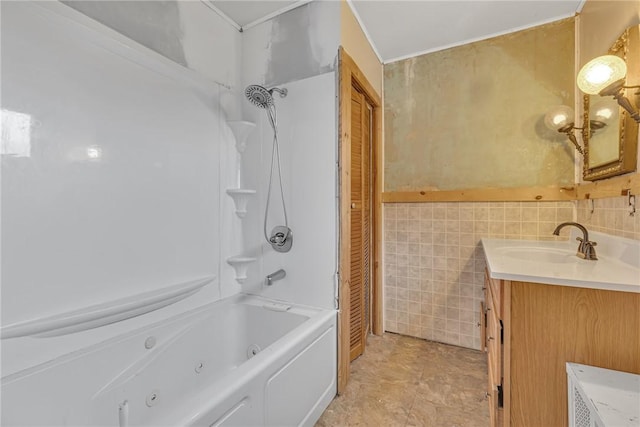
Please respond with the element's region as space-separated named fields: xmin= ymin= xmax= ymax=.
xmin=567 ymin=362 xmax=640 ymax=427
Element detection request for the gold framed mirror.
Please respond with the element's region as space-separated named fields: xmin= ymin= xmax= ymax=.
xmin=582 ymin=25 xmax=639 ymax=181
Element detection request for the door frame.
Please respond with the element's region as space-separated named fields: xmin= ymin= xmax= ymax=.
xmin=337 ymin=47 xmax=383 ymax=394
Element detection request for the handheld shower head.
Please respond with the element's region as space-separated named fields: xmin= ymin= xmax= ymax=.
xmin=244 ymin=85 xmax=287 ymax=109
xmin=245 ymin=85 xmax=273 ymax=109
xmin=243 ymin=84 xmax=291 ymax=252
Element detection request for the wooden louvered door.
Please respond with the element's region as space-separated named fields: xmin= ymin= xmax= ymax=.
xmin=338 ymin=48 xmax=382 ymax=394
xmin=349 ymin=86 xmax=372 ymax=362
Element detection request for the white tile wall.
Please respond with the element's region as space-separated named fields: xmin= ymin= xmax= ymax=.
xmin=383 ymin=201 xmax=575 ymax=350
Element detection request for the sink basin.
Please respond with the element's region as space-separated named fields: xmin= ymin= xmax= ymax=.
xmin=496 ymin=247 xmax=578 ymax=264
xmin=482 ymin=233 xmax=640 ymax=293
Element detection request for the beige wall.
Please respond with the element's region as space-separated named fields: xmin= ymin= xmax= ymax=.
xmin=340 ymin=0 xmax=382 ymax=97
xmin=384 ymin=19 xmax=576 ymax=192
xmin=579 ymin=0 xmax=640 ymax=67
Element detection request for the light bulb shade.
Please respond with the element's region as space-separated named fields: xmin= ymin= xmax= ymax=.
xmin=590 ymin=99 xmax=617 ymax=125
xmin=577 ymin=55 xmax=627 ymax=95
xmin=544 ymin=105 xmax=574 ymax=131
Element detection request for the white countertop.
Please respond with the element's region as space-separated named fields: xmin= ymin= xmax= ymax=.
xmin=482 ymin=231 xmax=640 ymax=293
xmin=566 ymin=363 xmax=640 ymax=427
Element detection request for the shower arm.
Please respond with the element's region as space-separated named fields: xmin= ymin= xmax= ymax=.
xmin=269 ymin=87 xmax=288 ymax=98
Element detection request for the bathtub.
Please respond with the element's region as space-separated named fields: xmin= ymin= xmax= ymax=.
xmin=1 ymin=294 xmax=337 ymax=426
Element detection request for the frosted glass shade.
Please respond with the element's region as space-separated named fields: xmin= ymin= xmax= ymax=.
xmin=577 ymin=55 xmax=627 ymax=95
xmin=544 ymin=105 xmax=574 ymax=131
xmin=591 ymin=100 xmax=617 ymax=124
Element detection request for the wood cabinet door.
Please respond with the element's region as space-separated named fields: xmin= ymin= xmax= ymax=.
xmin=349 ymin=87 xmax=372 ymax=362
xmin=509 ymin=282 xmax=640 ymax=427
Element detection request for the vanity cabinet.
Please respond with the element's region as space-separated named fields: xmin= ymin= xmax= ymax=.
xmin=484 ymin=271 xmax=503 ymax=427
xmin=484 ymin=270 xmax=640 ymax=427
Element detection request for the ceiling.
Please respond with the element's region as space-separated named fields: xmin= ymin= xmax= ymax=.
xmin=211 ymin=1 xmax=301 ymax=28
xmin=210 ymin=0 xmax=584 ymax=63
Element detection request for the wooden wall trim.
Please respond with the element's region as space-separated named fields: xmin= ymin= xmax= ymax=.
xmin=381 ymin=173 xmax=640 ymax=203
xmin=372 ymin=100 xmax=383 ymax=336
xmin=337 ymin=47 xmax=352 ymax=395
xmin=577 ymin=172 xmax=640 ymax=199
xmin=382 ymin=185 xmax=577 ymax=203
xmin=341 ymin=46 xmax=382 ymax=104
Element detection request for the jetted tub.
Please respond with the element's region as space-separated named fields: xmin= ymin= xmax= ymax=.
xmin=1 ymin=294 xmax=337 ymax=426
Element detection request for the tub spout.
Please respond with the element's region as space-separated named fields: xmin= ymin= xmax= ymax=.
xmin=265 ymin=269 xmax=286 ymax=286
xmin=552 ymin=221 xmax=598 ymax=260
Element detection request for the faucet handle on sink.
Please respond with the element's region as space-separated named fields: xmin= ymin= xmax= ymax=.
xmin=576 ymin=237 xmax=598 ymax=260
xmin=576 ymin=237 xmax=597 ymax=246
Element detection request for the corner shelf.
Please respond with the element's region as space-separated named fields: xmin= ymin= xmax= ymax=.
xmin=226 ymin=256 xmax=257 ymax=284
xmin=226 ymin=189 xmax=256 ymax=218
xmin=227 ymin=121 xmax=256 ymax=153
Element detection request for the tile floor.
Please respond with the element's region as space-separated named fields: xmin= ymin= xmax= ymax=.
xmin=316 ymin=333 xmax=489 ymax=427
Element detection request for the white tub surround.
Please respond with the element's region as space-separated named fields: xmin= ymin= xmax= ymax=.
xmin=0 ymin=277 xmax=214 ymax=339
xmin=227 ymin=121 xmax=256 ymax=154
xmin=482 ymin=230 xmax=640 ymax=293
xmin=241 ymin=4 xmax=339 ymax=309
xmin=226 ymin=121 xmax=257 ymax=218
xmin=2 ymin=5 xmax=340 ymax=427
xmin=2 ymin=1 xmax=233 ymax=376
xmin=1 ymin=294 xmax=337 ymax=426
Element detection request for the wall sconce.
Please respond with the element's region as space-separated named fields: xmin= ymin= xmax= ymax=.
xmin=544 ymin=105 xmax=605 ymax=155
xmin=577 ymin=55 xmax=640 ymax=123
xmin=544 ymin=105 xmax=609 ymax=154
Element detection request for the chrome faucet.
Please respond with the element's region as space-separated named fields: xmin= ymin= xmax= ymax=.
xmin=552 ymin=222 xmax=598 ymax=260
xmin=265 ymin=269 xmax=286 ymax=286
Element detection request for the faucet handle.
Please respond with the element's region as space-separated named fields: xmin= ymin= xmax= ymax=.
xmin=575 ymin=237 xmax=598 ymax=260
xmin=576 ymin=237 xmax=597 ymax=246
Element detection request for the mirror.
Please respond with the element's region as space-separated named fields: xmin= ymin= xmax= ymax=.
xmin=582 ymin=25 xmax=639 ymax=181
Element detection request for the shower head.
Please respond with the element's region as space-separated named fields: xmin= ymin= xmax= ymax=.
xmin=244 ymin=85 xmax=287 ymax=109
xmin=245 ymin=85 xmax=273 ymax=109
